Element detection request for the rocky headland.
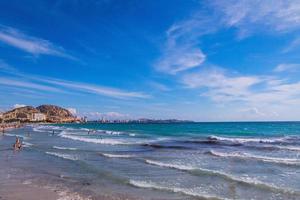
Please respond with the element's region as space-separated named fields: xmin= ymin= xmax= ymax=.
xmin=0 ymin=105 xmax=78 ymax=123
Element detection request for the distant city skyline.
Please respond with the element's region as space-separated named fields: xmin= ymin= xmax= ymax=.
xmin=1 ymin=1 xmax=300 ymax=121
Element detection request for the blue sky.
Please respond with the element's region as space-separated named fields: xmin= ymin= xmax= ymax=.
xmin=1 ymin=0 xmax=300 ymax=121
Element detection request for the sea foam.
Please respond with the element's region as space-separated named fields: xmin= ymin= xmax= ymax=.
xmin=209 ymin=150 xmax=300 ymax=165
xmin=129 ymin=180 xmax=223 ymax=199
xmin=53 ymin=146 xmax=78 ymax=151
xmin=208 ymin=135 xmax=289 ymax=144
xmin=46 ymin=152 xmax=78 ymax=161
xmin=144 ymin=159 xmax=296 ymax=193
xmin=100 ymin=153 xmax=134 ymax=158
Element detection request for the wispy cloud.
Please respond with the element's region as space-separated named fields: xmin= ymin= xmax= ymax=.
xmin=274 ymin=63 xmax=300 ymax=72
xmin=209 ymin=0 xmax=300 ymax=37
xmin=0 ymin=62 xmax=150 ymax=100
xmin=83 ymin=111 xmax=129 ymax=120
xmin=155 ymin=45 xmax=206 ymax=75
xmin=182 ymin=67 xmax=300 ymax=107
xmin=156 ymin=0 xmax=300 ymax=74
xmin=148 ymin=81 xmax=171 ymax=91
xmin=154 ymin=10 xmax=216 ymax=74
xmin=282 ymin=37 xmax=300 ymax=53
xmin=0 ymin=77 xmax=64 ymax=93
xmin=42 ymin=78 xmax=150 ymax=99
xmin=0 ymin=25 xmax=76 ymax=60
xmin=0 ymin=59 xmax=18 ymax=73
xmin=182 ymin=67 xmax=263 ymax=102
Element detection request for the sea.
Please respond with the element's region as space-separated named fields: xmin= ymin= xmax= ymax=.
xmin=1 ymin=122 xmax=300 ymax=200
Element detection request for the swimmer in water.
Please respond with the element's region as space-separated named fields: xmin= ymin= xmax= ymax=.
xmin=13 ymin=137 xmax=22 ymax=150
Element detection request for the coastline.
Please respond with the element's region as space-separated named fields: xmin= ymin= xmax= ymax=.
xmin=1 ymin=123 xmax=300 ymax=199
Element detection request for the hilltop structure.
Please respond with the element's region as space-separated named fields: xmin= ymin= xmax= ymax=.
xmin=2 ymin=105 xmax=78 ymax=123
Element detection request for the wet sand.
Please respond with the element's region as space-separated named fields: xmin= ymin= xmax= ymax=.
xmin=0 ymin=182 xmax=59 ymax=200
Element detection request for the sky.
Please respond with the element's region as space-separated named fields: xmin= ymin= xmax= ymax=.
xmin=1 ymin=0 xmax=300 ymax=121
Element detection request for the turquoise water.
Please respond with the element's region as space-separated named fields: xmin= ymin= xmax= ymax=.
xmin=1 ymin=122 xmax=300 ymax=199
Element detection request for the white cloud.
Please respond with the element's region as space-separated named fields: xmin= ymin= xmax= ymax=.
xmin=43 ymin=78 xmax=150 ymax=99
xmin=148 ymin=81 xmax=171 ymax=91
xmin=155 ymin=46 xmax=206 ymax=74
xmin=0 ymin=66 xmax=150 ymax=100
xmin=0 ymin=25 xmax=75 ymax=59
xmin=209 ymin=0 xmax=300 ymax=37
xmin=0 ymin=77 xmax=64 ymax=93
xmin=182 ymin=67 xmax=300 ymax=107
xmin=274 ymin=63 xmax=300 ymax=72
xmin=282 ymin=37 xmax=300 ymax=53
xmin=182 ymin=68 xmax=262 ymax=102
xmin=154 ymin=10 xmax=215 ymax=74
xmin=156 ymin=0 xmax=300 ymax=76
xmin=239 ymin=107 xmax=266 ymax=116
xmin=83 ymin=111 xmax=129 ymax=120
xmin=67 ymin=108 xmax=77 ymax=115
xmin=0 ymin=59 xmax=17 ymax=73
xmin=13 ymin=104 xmax=27 ymax=109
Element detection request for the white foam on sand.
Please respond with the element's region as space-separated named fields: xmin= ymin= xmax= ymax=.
xmin=57 ymin=190 xmax=91 ymax=200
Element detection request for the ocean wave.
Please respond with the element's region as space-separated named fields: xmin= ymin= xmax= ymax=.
xmin=33 ymin=126 xmax=58 ymax=133
xmin=145 ymin=159 xmax=195 ymax=170
xmin=103 ymin=130 xmax=122 ymax=135
xmin=272 ymin=145 xmax=300 ymax=152
xmin=5 ymin=133 xmax=28 ymax=140
xmin=144 ymin=159 xmax=297 ymax=194
xmin=23 ymin=142 xmax=33 ymax=147
xmin=129 ymin=180 xmax=223 ymax=200
xmin=144 ymin=159 xmax=262 ymax=185
xmin=53 ymin=146 xmax=78 ymax=151
xmin=208 ymin=135 xmax=294 ymax=144
xmin=141 ymin=143 xmax=191 ymax=149
xmin=208 ymin=150 xmax=300 ymax=165
xmin=46 ymin=151 xmax=78 ymax=161
xmin=80 ymin=128 xmax=123 ymax=135
xmin=80 ymin=128 xmax=90 ymax=131
xmin=99 ymin=153 xmax=134 ymax=158
xmin=58 ymin=131 xmax=137 ymax=145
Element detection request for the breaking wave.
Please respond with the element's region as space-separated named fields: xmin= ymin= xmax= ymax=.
xmin=144 ymin=159 xmax=297 ymax=194
xmin=207 ymin=135 xmax=296 ymax=144
xmin=58 ymin=131 xmax=139 ymax=145
xmin=129 ymin=180 xmax=223 ymax=199
xmin=99 ymin=153 xmax=134 ymax=158
xmin=208 ymin=150 xmax=300 ymax=165
xmin=53 ymin=146 xmax=78 ymax=151
xmin=46 ymin=152 xmax=78 ymax=161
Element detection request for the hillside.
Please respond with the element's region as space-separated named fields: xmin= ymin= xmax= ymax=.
xmin=2 ymin=105 xmax=77 ymax=123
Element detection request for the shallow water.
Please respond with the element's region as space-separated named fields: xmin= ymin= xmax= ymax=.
xmin=1 ymin=122 xmax=300 ymax=200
